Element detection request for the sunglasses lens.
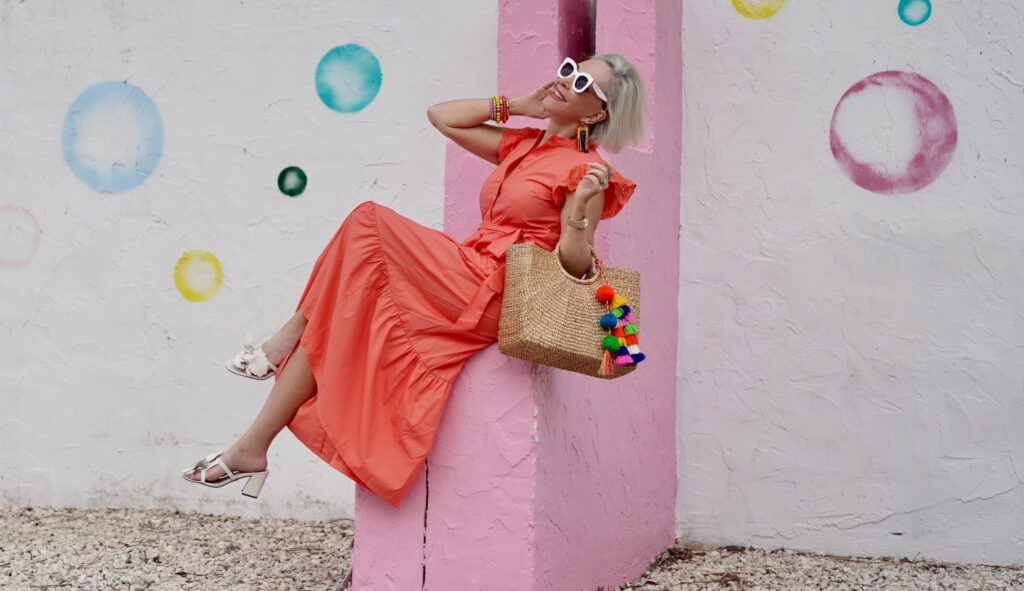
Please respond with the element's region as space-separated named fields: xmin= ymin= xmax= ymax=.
xmin=559 ymin=61 xmax=575 ymax=78
xmin=573 ymin=75 xmax=591 ymax=92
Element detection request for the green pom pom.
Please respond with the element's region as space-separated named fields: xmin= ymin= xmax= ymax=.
xmin=624 ymin=322 xmax=638 ymax=335
xmin=602 ymin=335 xmax=620 ymax=352
xmin=611 ymin=307 xmax=624 ymax=318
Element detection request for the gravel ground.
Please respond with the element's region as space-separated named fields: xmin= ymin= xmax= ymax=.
xmin=2 ymin=506 xmax=1022 ymax=590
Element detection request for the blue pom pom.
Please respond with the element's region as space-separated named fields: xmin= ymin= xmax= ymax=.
xmin=619 ymin=305 xmax=631 ymax=317
xmin=631 ymin=353 xmax=646 ymax=363
xmin=617 ymin=346 xmax=630 ymax=356
xmin=600 ymin=313 xmax=618 ymax=330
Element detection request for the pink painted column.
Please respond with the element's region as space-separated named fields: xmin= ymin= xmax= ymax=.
xmin=353 ymin=1 xmax=681 ymax=589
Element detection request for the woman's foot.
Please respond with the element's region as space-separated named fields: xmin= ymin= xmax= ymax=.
xmin=184 ymin=444 xmax=267 ymax=483
xmin=257 ymin=312 xmax=308 ymax=366
xmin=227 ymin=314 xmax=307 ymax=379
xmin=258 ymin=329 xmax=299 ymax=368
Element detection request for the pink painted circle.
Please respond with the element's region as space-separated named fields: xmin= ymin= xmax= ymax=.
xmin=0 ymin=205 xmax=41 ymax=268
xmin=830 ymin=71 xmax=957 ymax=194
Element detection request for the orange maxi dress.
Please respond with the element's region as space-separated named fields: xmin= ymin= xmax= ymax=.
xmin=282 ymin=127 xmax=636 ymax=506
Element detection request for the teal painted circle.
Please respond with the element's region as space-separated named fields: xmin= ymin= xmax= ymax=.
xmin=315 ymin=44 xmax=382 ymax=113
xmin=62 ymin=81 xmax=164 ymax=193
xmin=278 ymin=166 xmax=307 ymax=197
xmin=898 ymin=0 xmax=931 ymax=25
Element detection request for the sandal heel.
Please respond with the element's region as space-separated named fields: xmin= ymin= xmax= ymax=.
xmin=241 ymin=471 xmax=269 ymax=498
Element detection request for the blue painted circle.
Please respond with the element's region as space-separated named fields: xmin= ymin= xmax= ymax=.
xmin=898 ymin=0 xmax=931 ymax=26
xmin=62 ymin=81 xmax=164 ymax=193
xmin=315 ymin=44 xmax=382 ymax=113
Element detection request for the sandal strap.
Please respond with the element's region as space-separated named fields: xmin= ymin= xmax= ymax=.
xmin=244 ymin=348 xmax=277 ymax=377
xmin=189 ymin=452 xmax=235 ymax=483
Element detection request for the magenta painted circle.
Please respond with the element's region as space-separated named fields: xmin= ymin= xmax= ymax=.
xmin=0 ymin=205 xmax=41 ymax=268
xmin=830 ymin=71 xmax=957 ymax=194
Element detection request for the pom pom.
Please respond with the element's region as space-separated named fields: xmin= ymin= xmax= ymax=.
xmin=624 ymin=322 xmax=639 ymax=335
xmin=617 ymin=346 xmax=630 ymax=356
xmin=596 ymin=285 xmax=615 ymax=303
xmin=615 ymin=354 xmax=634 ymax=366
xmin=611 ymin=295 xmax=628 ymax=309
xmin=612 ymin=307 xmax=624 ymax=319
xmin=620 ymin=305 xmax=632 ymax=317
xmin=631 ymin=353 xmax=646 ymax=363
xmin=627 ymin=345 xmax=641 ymax=355
xmin=612 ymin=326 xmax=626 ymax=338
xmin=623 ymin=312 xmax=636 ymax=323
xmin=625 ymin=334 xmax=639 ymax=347
xmin=618 ymin=337 xmax=628 ymax=348
xmin=602 ymin=335 xmax=620 ymax=352
xmin=600 ymin=313 xmax=618 ymax=330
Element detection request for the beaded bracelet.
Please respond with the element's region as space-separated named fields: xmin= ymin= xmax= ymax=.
xmin=491 ymin=95 xmax=509 ymax=124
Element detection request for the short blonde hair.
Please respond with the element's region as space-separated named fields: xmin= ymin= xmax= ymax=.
xmin=589 ymin=53 xmax=650 ymax=153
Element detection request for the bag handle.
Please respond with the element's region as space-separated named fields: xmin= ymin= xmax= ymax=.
xmin=551 ymin=242 xmax=607 ymax=286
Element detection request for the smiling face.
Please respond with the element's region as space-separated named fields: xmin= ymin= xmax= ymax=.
xmin=543 ymin=58 xmax=614 ymax=126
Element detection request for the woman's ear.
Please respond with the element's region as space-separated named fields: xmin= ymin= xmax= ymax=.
xmin=582 ymin=109 xmax=608 ymax=126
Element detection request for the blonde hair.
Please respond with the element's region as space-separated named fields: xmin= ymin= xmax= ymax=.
xmin=588 ymin=53 xmax=650 ymax=153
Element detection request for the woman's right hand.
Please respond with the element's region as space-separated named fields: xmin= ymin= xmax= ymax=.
xmin=511 ymin=82 xmax=554 ymax=120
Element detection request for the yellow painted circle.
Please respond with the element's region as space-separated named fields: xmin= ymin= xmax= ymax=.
xmin=732 ymin=0 xmax=787 ymax=19
xmin=174 ymin=250 xmax=223 ymax=302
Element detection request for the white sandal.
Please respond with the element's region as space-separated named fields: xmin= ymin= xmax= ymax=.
xmin=225 ymin=333 xmax=278 ymax=380
xmin=181 ymin=452 xmax=269 ymax=498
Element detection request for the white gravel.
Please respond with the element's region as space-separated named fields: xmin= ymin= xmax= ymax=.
xmin=2 ymin=505 xmax=1022 ymax=590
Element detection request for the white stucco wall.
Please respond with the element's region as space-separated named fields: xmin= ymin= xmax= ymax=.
xmin=678 ymin=1 xmax=1024 ymax=566
xmin=0 ymin=1 xmax=496 ymax=521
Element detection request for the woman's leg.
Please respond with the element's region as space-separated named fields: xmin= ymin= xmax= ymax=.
xmin=188 ymin=342 xmax=316 ymax=481
xmin=260 ymin=311 xmax=308 ymax=367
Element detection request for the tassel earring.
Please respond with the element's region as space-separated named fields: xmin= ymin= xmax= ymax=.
xmin=576 ymin=123 xmax=590 ymax=153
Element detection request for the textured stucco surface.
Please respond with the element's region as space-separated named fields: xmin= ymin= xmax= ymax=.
xmin=678 ymin=1 xmax=1024 ymax=566
xmin=0 ymin=0 xmax=496 ymax=521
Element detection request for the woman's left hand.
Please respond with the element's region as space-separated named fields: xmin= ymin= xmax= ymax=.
xmin=574 ymin=161 xmax=614 ymax=202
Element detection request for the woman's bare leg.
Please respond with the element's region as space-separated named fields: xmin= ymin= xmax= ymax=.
xmin=260 ymin=311 xmax=308 ymax=367
xmin=188 ymin=343 xmax=316 ymax=481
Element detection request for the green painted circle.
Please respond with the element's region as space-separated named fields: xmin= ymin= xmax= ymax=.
xmin=277 ymin=166 xmax=308 ymax=197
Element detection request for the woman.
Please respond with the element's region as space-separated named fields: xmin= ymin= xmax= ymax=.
xmin=183 ymin=53 xmax=650 ymax=507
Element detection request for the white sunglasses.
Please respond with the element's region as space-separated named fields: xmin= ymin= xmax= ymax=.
xmin=557 ymin=57 xmax=608 ymax=103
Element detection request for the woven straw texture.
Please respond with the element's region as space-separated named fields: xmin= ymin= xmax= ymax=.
xmin=498 ymin=243 xmax=640 ymax=379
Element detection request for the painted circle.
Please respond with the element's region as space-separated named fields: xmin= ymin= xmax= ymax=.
xmin=732 ymin=0 xmax=787 ymax=19
xmin=898 ymin=0 xmax=931 ymax=26
xmin=278 ymin=166 xmax=308 ymax=197
xmin=174 ymin=250 xmax=223 ymax=302
xmin=315 ymin=44 xmax=382 ymax=113
xmin=62 ymin=81 xmax=164 ymax=193
xmin=0 ymin=205 xmax=41 ymax=268
xmin=830 ymin=71 xmax=957 ymax=194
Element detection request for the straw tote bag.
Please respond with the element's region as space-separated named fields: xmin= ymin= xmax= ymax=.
xmin=498 ymin=243 xmax=642 ymax=379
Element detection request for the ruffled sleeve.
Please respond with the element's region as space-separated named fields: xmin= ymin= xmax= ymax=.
xmin=552 ymin=164 xmax=637 ymax=219
xmin=497 ymin=127 xmax=542 ymax=162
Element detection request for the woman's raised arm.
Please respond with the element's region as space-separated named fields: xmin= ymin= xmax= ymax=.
xmin=427 ymin=83 xmax=552 ymax=164
xmin=426 ymin=99 xmax=505 ymax=164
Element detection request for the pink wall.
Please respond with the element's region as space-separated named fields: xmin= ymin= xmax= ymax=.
xmin=355 ymin=1 xmax=681 ymax=588
xmin=532 ymin=0 xmax=682 ymax=587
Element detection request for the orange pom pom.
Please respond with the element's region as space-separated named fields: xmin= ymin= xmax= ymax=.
xmin=596 ymin=285 xmax=615 ymax=303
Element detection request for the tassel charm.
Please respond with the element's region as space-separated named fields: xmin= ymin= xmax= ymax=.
xmin=594 ymin=281 xmax=646 ymax=376
xmin=576 ymin=123 xmax=590 ymax=153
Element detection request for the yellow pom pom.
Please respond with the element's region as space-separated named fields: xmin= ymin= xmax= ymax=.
xmin=611 ymin=295 xmax=628 ymax=309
